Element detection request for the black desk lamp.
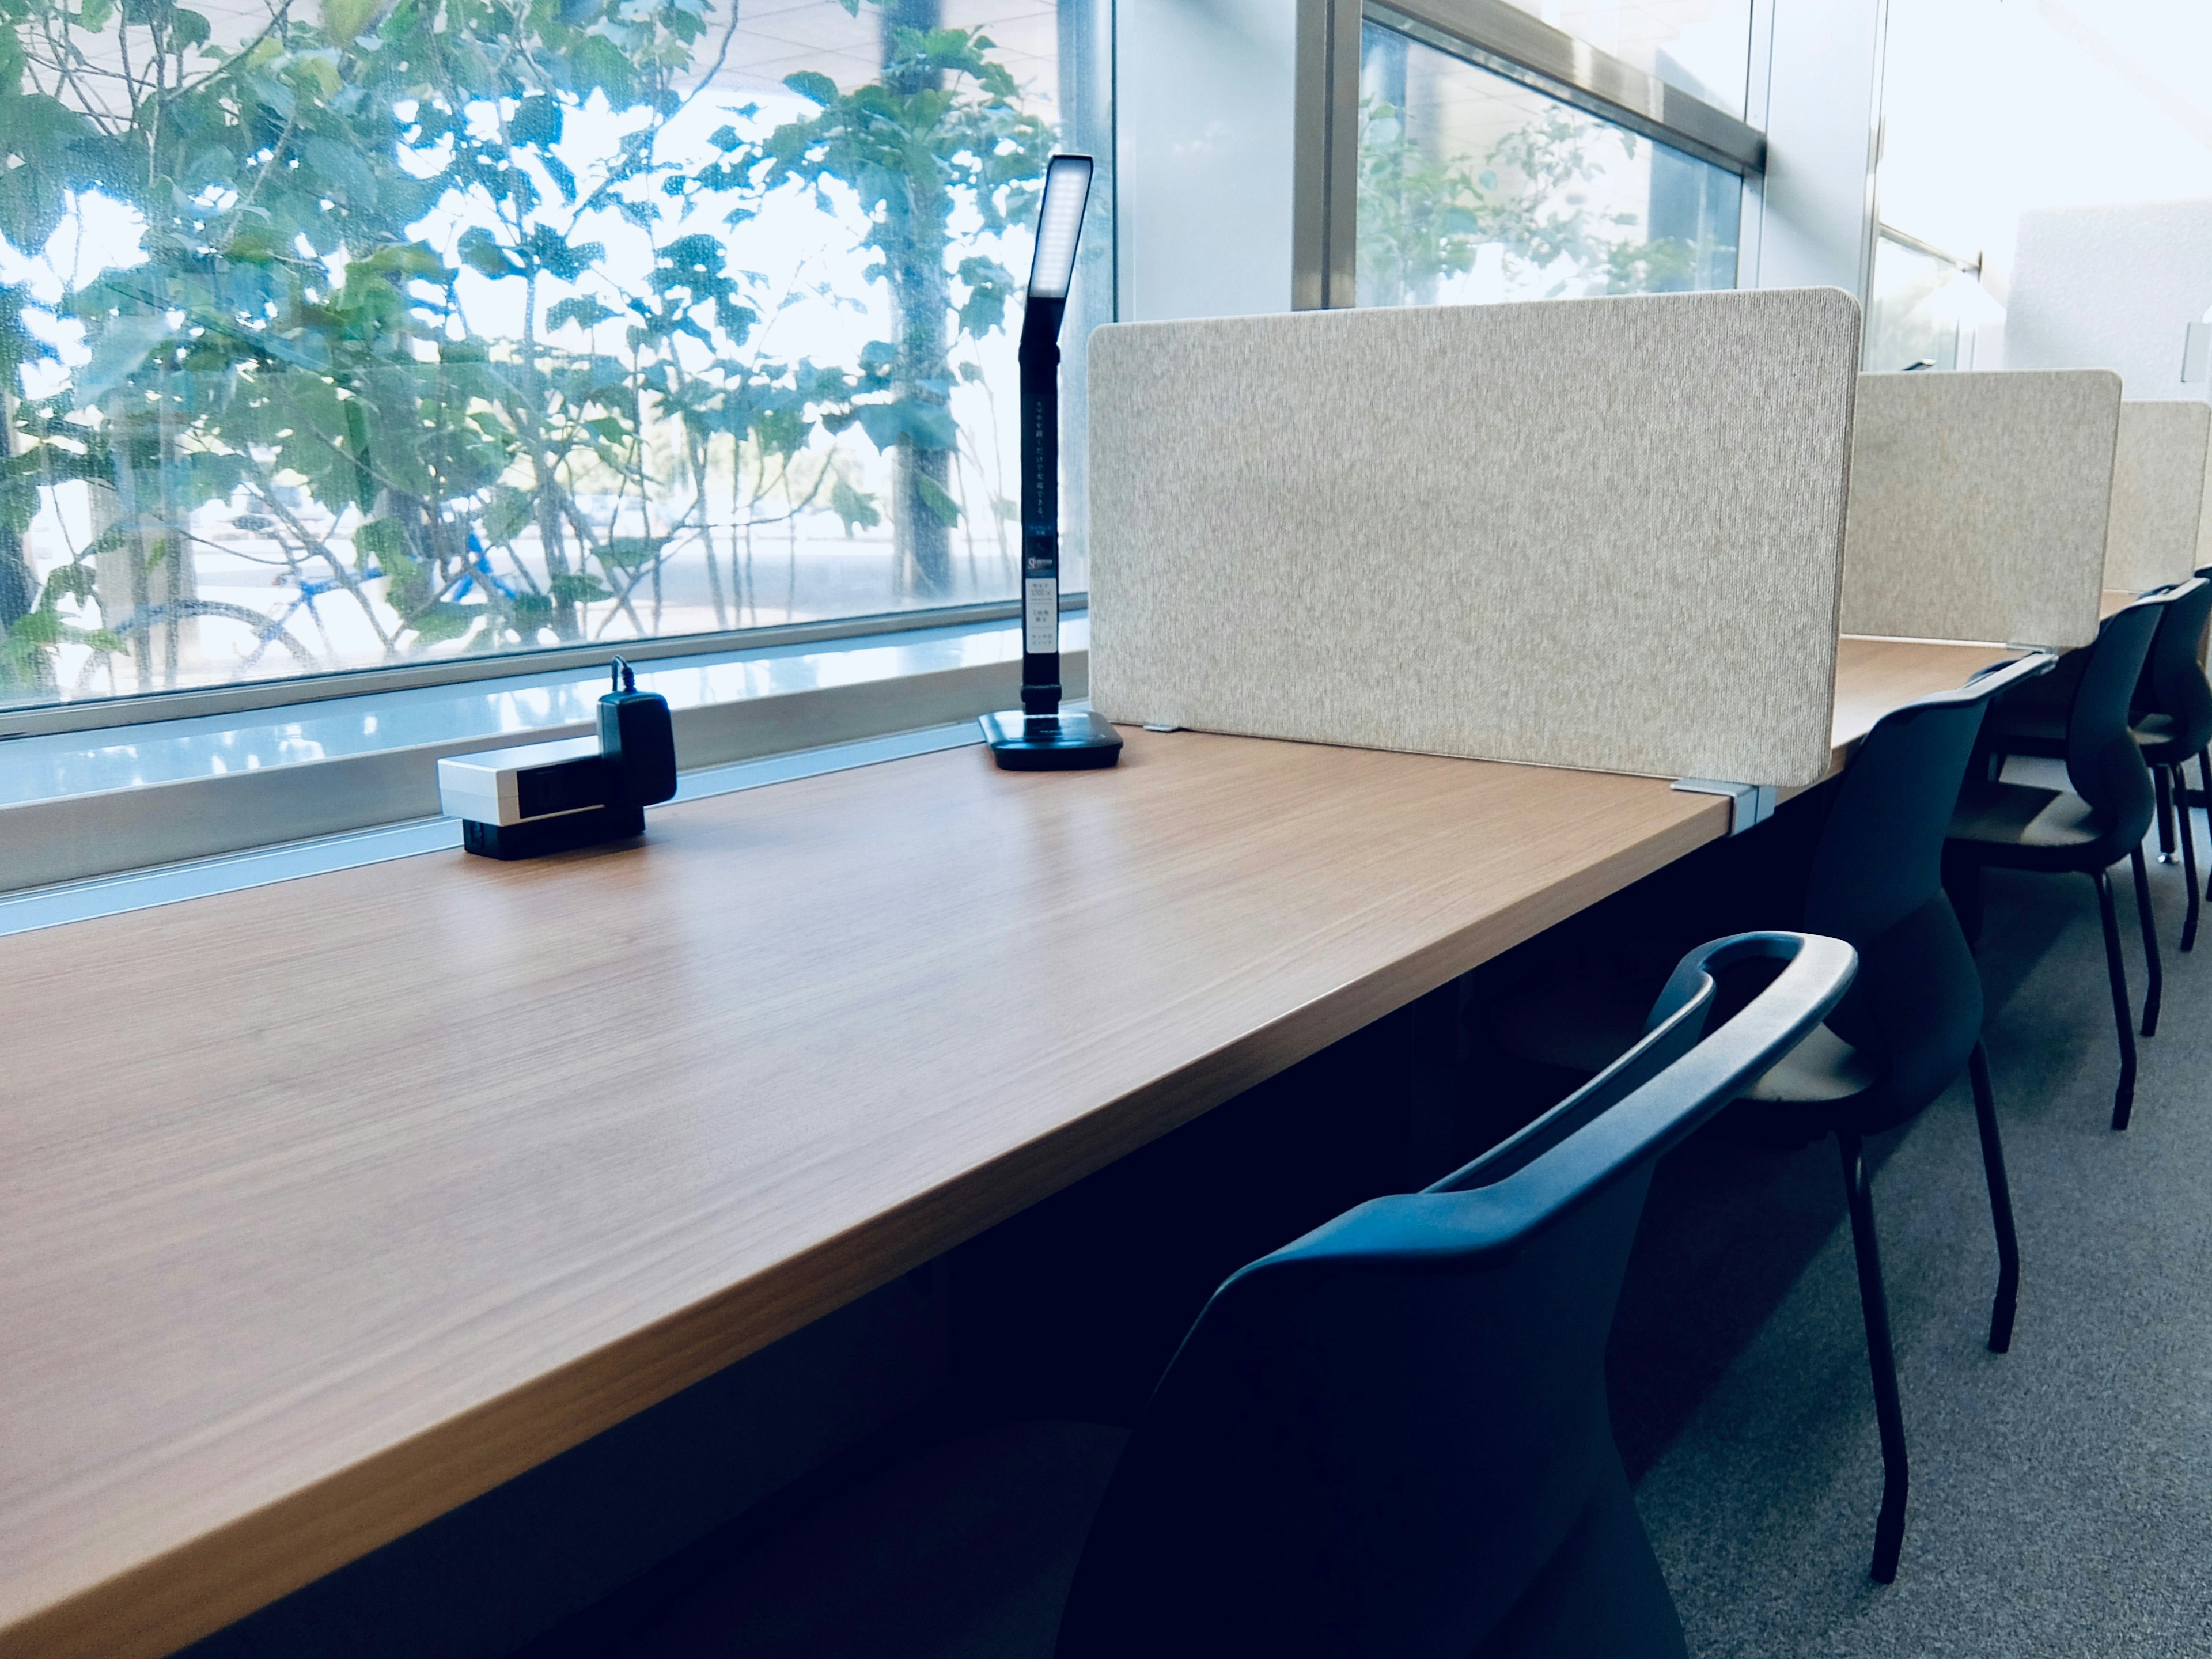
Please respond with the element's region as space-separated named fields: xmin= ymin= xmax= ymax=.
xmin=980 ymin=153 xmax=1123 ymax=771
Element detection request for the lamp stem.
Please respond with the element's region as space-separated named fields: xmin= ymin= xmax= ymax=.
xmin=1018 ymin=298 xmax=1065 ymax=720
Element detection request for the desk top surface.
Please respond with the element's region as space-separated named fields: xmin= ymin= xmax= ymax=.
xmin=1830 ymin=635 xmax=2017 ymax=755
xmin=0 ymin=635 xmax=2007 ymax=1659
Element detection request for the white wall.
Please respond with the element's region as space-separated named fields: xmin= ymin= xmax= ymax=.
xmin=2006 ymin=201 xmax=2212 ymax=402
xmin=1748 ymin=0 xmax=1888 ymax=298
xmin=1113 ymin=0 xmax=1300 ymax=322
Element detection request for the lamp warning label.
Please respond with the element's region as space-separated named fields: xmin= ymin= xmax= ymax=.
xmin=1025 ymin=578 xmax=1058 ymax=655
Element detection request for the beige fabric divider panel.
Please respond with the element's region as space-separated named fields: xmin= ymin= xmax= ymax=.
xmin=2104 ymin=401 xmax=2212 ymax=590
xmin=1840 ymin=370 xmax=2118 ymax=650
xmin=1088 ymin=289 xmax=1858 ymax=789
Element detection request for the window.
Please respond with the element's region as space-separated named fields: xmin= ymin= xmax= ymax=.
xmin=1357 ymin=20 xmax=1741 ymax=309
xmin=1863 ymin=230 xmax=1975 ymax=374
xmin=1304 ymin=1 xmax=1759 ymax=315
xmin=0 ymin=0 xmax=1109 ymax=715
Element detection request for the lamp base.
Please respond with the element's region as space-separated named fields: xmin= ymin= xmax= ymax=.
xmin=461 ymin=804 xmax=646 ymax=859
xmin=979 ymin=707 xmax=1123 ymax=770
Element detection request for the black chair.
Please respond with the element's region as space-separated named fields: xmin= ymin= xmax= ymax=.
xmin=1485 ymin=653 xmax=2053 ymax=1582
xmin=615 ymin=933 xmax=1855 ymax=1659
xmin=1957 ymin=587 xmax=2190 ymax=1128
xmin=1722 ymin=649 xmax=2054 ymax=1584
xmin=2134 ymin=577 xmax=2212 ymax=950
xmin=1984 ymin=579 xmax=2212 ymax=955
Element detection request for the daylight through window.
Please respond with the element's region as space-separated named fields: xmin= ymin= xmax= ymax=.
xmin=1355 ymin=19 xmax=1742 ymax=312
xmin=0 ymin=0 xmax=1108 ymax=711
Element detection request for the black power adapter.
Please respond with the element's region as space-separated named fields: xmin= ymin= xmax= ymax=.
xmin=599 ymin=658 xmax=679 ymax=806
xmin=440 ymin=658 xmax=679 ymax=859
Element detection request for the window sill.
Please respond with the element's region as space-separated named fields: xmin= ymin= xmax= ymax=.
xmin=0 ymin=613 xmax=1089 ymax=895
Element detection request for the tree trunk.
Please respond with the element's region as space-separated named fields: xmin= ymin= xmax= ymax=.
xmin=0 ymin=391 xmax=43 ymax=687
xmin=521 ymin=271 xmax=584 ymax=641
xmin=880 ymin=0 xmax=956 ymax=601
xmin=97 ymin=392 xmax=200 ymax=691
xmin=152 ymin=371 xmax=199 ymax=686
xmin=93 ymin=463 xmax=154 ymax=688
xmin=0 ymin=523 xmax=33 ymax=634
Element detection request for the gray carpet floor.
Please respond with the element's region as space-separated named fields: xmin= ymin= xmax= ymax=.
xmin=1638 ymin=827 xmax=2212 ymax=1656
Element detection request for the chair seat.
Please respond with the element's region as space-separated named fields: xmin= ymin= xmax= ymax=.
xmin=1740 ymin=1020 xmax=1880 ymax=1104
xmin=1948 ymin=779 xmax=2121 ymax=873
xmin=1716 ymin=1021 xmax=1896 ymax=1147
xmin=622 ymin=1421 xmax=1128 ymax=1658
xmin=2133 ymin=711 xmax=2203 ymax=767
xmin=1498 ymin=962 xmax=1895 ymax=1147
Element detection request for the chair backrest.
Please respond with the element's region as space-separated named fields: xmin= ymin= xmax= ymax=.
xmin=1054 ymin=932 xmax=1855 ymax=1659
xmin=1802 ymin=653 xmax=2054 ymax=1110
xmin=1812 ymin=653 xmax=2055 ymax=946
xmin=2136 ymin=574 xmax=2212 ymax=750
xmin=2062 ymin=592 xmax=2169 ymax=827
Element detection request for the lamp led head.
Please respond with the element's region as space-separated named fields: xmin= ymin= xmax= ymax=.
xmin=1025 ymin=154 xmax=1093 ymax=302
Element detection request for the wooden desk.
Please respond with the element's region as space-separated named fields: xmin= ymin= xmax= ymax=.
xmin=0 ymin=638 xmax=1997 ymax=1659
xmin=1830 ymin=635 xmax=2021 ymax=762
xmin=2103 ymin=588 xmax=2134 ymax=620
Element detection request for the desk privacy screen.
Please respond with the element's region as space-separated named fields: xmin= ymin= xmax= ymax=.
xmin=1842 ymin=369 xmax=2119 ymax=650
xmin=1088 ymin=289 xmax=1859 ymax=789
xmin=2105 ymin=401 xmax=2212 ymax=590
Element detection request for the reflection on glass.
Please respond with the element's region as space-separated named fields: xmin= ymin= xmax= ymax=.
xmin=1357 ymin=24 xmax=1740 ymax=310
xmin=0 ymin=0 xmax=1108 ymax=710
xmin=1493 ymin=0 xmax=1753 ymax=116
xmin=1864 ymin=236 xmax=1966 ymax=372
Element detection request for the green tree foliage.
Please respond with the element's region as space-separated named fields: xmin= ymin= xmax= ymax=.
xmin=1355 ymin=97 xmax=1493 ymax=308
xmin=0 ymin=0 xmax=1051 ymax=695
xmin=736 ymin=2 xmax=1050 ymax=596
xmin=1355 ymin=95 xmax=1725 ymax=309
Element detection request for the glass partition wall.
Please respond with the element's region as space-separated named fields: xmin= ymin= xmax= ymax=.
xmin=0 ymin=0 xmax=1109 ymax=713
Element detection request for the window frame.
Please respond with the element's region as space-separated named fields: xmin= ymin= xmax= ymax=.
xmin=0 ymin=609 xmax=1091 ymax=893
xmin=1874 ymin=224 xmax=1979 ymax=276
xmin=1294 ymin=0 xmax=1769 ymax=312
xmin=0 ymin=594 xmax=1083 ymax=741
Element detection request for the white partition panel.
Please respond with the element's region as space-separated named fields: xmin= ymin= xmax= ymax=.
xmin=1841 ymin=370 xmax=2119 ymax=650
xmin=2105 ymin=402 xmax=2212 ymax=591
xmin=1088 ymin=289 xmax=1859 ymax=789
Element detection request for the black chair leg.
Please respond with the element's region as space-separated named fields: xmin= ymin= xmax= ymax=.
xmin=2200 ymin=750 xmax=2212 ymax=901
xmin=1967 ymin=1044 xmax=2018 ymax=1354
xmin=2131 ymin=845 xmax=2162 ymax=1037
xmin=2177 ymin=766 xmax=2201 ymax=953
xmin=1944 ymin=849 xmax=1985 ymax=947
xmin=2094 ymin=869 xmax=2139 ymax=1130
xmin=2156 ymin=762 xmax=2177 ymax=863
xmin=1837 ymin=1130 xmax=1908 ymax=1584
